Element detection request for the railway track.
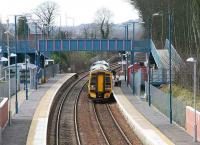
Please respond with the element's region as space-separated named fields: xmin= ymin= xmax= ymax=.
xmin=47 ymin=73 xmax=88 ymax=145
xmin=47 ymin=63 xmax=142 ymax=145
xmin=92 ymin=103 xmax=132 ymax=145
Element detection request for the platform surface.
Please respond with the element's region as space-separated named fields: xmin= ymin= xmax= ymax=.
xmin=115 ymin=80 xmax=200 ymax=145
xmin=2 ymin=74 xmax=73 ymax=145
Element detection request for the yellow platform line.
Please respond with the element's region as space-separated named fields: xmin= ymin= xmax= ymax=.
xmin=113 ymin=87 xmax=174 ymax=145
xmin=26 ymin=73 xmax=76 ymax=145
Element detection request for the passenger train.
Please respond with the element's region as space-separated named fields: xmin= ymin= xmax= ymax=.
xmin=88 ymin=61 xmax=113 ymax=101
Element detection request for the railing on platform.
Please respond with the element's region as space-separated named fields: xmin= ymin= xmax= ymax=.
xmin=150 ymin=39 xmax=163 ymax=68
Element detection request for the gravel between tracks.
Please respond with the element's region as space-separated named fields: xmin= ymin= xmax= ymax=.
xmin=48 ymin=72 xmax=142 ymax=145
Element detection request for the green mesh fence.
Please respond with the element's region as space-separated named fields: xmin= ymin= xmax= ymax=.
xmin=145 ymin=82 xmax=186 ymax=127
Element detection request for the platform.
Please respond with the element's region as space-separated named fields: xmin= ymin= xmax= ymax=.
xmin=1 ymin=73 xmax=75 ymax=145
xmin=113 ymin=80 xmax=200 ymax=145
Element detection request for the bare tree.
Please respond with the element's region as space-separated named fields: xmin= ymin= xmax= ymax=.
xmin=81 ymin=24 xmax=90 ymax=39
xmin=33 ymin=1 xmax=59 ymax=38
xmin=65 ymin=30 xmax=73 ymax=39
xmin=95 ymin=8 xmax=113 ymax=39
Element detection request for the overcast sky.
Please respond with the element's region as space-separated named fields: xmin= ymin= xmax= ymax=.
xmin=0 ymin=0 xmax=139 ymax=26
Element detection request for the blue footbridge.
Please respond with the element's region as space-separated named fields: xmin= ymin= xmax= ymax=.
xmin=1 ymin=38 xmax=183 ymax=87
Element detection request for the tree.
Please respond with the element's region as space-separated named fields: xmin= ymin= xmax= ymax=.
xmin=82 ymin=24 xmax=90 ymax=39
xmin=33 ymin=1 xmax=59 ymax=38
xmin=95 ymin=8 xmax=113 ymax=39
xmin=130 ymin=0 xmax=200 ymax=93
xmin=54 ymin=30 xmax=66 ymax=39
xmin=0 ymin=21 xmax=6 ymax=47
xmin=17 ymin=16 xmax=29 ymax=40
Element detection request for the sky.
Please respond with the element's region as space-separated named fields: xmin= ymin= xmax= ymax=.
xmin=0 ymin=0 xmax=139 ymax=26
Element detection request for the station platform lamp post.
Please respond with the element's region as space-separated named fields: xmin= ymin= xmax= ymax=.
xmin=187 ymin=57 xmax=197 ymax=142
xmin=5 ymin=19 xmax=12 ymax=125
xmin=14 ymin=14 xmax=30 ymax=113
xmin=150 ymin=9 xmax=173 ymax=123
xmin=147 ymin=12 xmax=163 ymax=107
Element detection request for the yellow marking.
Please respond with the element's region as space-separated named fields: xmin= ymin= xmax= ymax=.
xmin=26 ymin=73 xmax=76 ymax=145
xmin=98 ymin=74 xmax=104 ymax=92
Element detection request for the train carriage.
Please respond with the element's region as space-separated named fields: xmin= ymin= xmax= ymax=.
xmin=88 ymin=61 xmax=113 ymax=101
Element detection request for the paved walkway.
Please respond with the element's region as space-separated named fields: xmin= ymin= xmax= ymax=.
xmin=2 ymin=74 xmax=66 ymax=145
xmin=120 ymin=80 xmax=200 ymax=145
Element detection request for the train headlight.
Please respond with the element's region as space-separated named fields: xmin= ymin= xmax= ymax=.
xmin=90 ymin=85 xmax=96 ymax=90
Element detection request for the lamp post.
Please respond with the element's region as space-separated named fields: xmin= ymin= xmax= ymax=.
xmin=151 ymin=11 xmax=173 ymax=122
xmin=187 ymin=57 xmax=197 ymax=142
xmin=58 ymin=15 xmax=62 ymax=74
xmin=168 ymin=0 xmax=173 ymax=123
xmin=5 ymin=19 xmax=11 ymax=125
xmin=147 ymin=13 xmax=162 ymax=106
xmin=23 ymin=18 xmax=29 ymax=100
xmin=34 ymin=22 xmax=38 ymax=90
xmin=148 ymin=17 xmax=152 ymax=107
xmin=125 ymin=25 xmax=128 ymax=84
xmin=14 ymin=15 xmax=19 ymax=113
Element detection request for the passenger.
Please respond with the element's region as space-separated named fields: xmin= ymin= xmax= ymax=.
xmin=112 ymin=70 xmax=116 ymax=80
xmin=114 ymin=74 xmax=121 ymax=87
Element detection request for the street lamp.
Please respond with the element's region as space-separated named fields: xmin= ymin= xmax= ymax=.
xmin=147 ymin=13 xmax=163 ymax=107
xmin=58 ymin=15 xmax=62 ymax=74
xmin=187 ymin=57 xmax=197 ymax=142
xmin=4 ymin=19 xmax=12 ymax=125
xmin=151 ymin=11 xmax=173 ymax=123
xmin=14 ymin=15 xmax=28 ymax=113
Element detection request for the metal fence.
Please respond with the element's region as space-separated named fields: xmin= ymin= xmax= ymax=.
xmin=175 ymin=63 xmax=200 ymax=95
xmin=145 ymin=82 xmax=186 ymax=127
xmin=0 ymin=64 xmax=59 ymax=99
xmin=0 ymin=77 xmax=18 ymax=98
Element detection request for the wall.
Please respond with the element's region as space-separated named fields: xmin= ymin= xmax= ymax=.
xmin=186 ymin=106 xmax=200 ymax=141
xmin=0 ymin=98 xmax=8 ymax=129
xmin=0 ymin=77 xmax=17 ymax=98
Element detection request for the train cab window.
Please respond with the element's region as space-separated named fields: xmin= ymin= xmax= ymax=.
xmin=91 ymin=76 xmax=96 ymax=85
xmin=105 ymin=76 xmax=110 ymax=83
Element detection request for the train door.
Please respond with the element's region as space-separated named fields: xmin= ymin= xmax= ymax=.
xmin=97 ymin=73 xmax=104 ymax=93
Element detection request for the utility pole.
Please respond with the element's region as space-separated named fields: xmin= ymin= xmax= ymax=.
xmin=6 ymin=19 xmax=11 ymax=125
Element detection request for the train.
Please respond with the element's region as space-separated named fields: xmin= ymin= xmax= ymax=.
xmin=88 ymin=61 xmax=113 ymax=101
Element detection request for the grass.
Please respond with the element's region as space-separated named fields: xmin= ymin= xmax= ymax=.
xmin=160 ymin=84 xmax=200 ymax=110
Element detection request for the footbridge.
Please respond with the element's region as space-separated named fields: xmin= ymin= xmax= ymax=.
xmin=2 ymin=39 xmax=149 ymax=53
